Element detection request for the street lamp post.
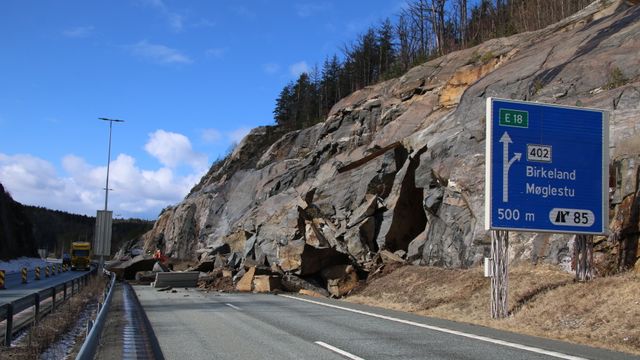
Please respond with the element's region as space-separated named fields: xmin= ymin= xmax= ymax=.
xmin=97 ymin=117 xmax=124 ymax=270
xmin=99 ymin=118 xmax=124 ymax=211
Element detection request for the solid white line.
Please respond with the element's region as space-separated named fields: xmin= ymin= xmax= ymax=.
xmin=225 ymin=303 xmax=240 ymax=310
xmin=315 ymin=341 xmax=365 ymax=360
xmin=281 ymin=295 xmax=589 ymax=360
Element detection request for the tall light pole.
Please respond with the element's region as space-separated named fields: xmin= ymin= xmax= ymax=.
xmin=99 ymin=117 xmax=124 ymax=211
xmin=96 ymin=117 xmax=124 ymax=270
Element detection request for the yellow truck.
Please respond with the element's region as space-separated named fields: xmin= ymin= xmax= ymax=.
xmin=71 ymin=242 xmax=91 ymax=270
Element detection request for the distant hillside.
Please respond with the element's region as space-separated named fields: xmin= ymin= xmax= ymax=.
xmin=23 ymin=206 xmax=153 ymax=257
xmin=0 ymin=183 xmax=38 ymax=260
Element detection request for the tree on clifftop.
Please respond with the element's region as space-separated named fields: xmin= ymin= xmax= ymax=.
xmin=272 ymin=0 xmax=593 ymax=131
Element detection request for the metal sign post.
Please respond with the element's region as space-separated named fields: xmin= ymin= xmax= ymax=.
xmin=485 ymin=98 xmax=608 ymax=318
xmin=490 ymin=230 xmax=509 ymax=318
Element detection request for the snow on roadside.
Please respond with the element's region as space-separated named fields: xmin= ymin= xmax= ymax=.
xmin=0 ymin=257 xmax=51 ymax=274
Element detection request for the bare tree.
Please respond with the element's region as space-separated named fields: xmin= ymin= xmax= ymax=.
xmin=456 ymin=0 xmax=468 ymax=47
xmin=430 ymin=0 xmax=447 ymax=56
xmin=404 ymin=0 xmax=431 ymax=59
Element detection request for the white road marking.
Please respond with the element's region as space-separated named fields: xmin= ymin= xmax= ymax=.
xmin=225 ymin=303 xmax=240 ymax=310
xmin=315 ymin=341 xmax=365 ymax=360
xmin=281 ymin=295 xmax=589 ymax=360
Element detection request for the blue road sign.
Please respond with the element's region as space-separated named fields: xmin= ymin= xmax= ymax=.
xmin=485 ymin=98 xmax=608 ymax=235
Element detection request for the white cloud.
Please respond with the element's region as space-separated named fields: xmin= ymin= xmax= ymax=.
xmin=201 ymin=128 xmax=223 ymax=144
xmin=141 ymin=0 xmax=184 ymax=31
xmin=295 ymin=2 xmax=331 ymax=17
xmin=129 ymin=40 xmax=192 ymax=64
xmin=167 ymin=13 xmax=184 ymax=31
xmin=63 ymin=26 xmax=94 ymax=38
xmin=0 ymin=154 xmax=63 ymax=193
xmin=205 ymin=47 xmax=227 ymax=59
xmin=144 ymin=129 xmax=207 ymax=170
xmin=263 ymin=63 xmax=280 ymax=75
xmin=228 ymin=127 xmax=251 ymax=144
xmin=201 ymin=127 xmax=251 ymax=145
xmin=230 ymin=5 xmax=256 ymax=18
xmin=193 ymin=18 xmax=215 ymax=28
xmin=289 ymin=61 xmax=309 ymax=77
xmin=0 ymin=151 xmax=206 ymax=219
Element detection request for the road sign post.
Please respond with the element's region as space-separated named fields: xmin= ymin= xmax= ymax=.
xmin=490 ymin=230 xmax=509 ymax=318
xmin=486 ymin=98 xmax=608 ymax=317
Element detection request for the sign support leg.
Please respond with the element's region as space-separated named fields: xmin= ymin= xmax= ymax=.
xmin=491 ymin=230 xmax=509 ymax=319
xmin=574 ymin=234 xmax=593 ymax=282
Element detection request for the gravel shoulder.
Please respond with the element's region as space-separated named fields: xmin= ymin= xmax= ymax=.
xmin=94 ymin=284 xmax=124 ymax=360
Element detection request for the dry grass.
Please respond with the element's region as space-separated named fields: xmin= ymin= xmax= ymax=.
xmin=0 ymin=275 xmax=106 ymax=359
xmin=347 ymin=263 xmax=640 ymax=355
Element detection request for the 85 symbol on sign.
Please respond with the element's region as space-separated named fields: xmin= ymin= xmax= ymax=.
xmin=549 ymin=208 xmax=595 ymax=227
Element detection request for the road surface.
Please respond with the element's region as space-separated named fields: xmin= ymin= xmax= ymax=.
xmin=133 ymin=286 xmax=638 ymax=360
xmin=0 ymin=267 xmax=91 ymax=306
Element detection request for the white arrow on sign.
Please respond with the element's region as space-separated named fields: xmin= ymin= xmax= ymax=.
xmin=500 ymin=132 xmax=521 ymax=202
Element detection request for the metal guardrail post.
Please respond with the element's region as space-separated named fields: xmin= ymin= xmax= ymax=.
xmin=86 ymin=320 xmax=94 ymax=336
xmin=51 ymin=287 xmax=56 ymax=311
xmin=34 ymin=293 xmax=40 ymax=322
xmin=4 ymin=304 xmax=13 ymax=347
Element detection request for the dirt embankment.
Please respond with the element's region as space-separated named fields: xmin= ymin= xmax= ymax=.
xmin=347 ymin=263 xmax=640 ymax=355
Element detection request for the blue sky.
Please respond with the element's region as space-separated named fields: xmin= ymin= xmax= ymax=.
xmin=0 ymin=0 xmax=402 ymax=219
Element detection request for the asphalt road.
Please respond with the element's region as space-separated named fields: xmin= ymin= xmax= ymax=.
xmin=0 ymin=267 xmax=91 ymax=306
xmin=133 ymin=287 xmax=638 ymax=360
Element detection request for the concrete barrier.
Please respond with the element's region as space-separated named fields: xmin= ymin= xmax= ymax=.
xmin=153 ymin=272 xmax=200 ymax=288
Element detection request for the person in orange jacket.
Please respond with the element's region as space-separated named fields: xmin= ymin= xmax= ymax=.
xmin=153 ymin=249 xmax=168 ymax=263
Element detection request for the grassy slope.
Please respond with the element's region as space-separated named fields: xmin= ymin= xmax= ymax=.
xmin=347 ymin=263 xmax=640 ymax=355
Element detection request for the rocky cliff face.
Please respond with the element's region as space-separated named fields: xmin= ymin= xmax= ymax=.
xmin=0 ymin=183 xmax=38 ymax=260
xmin=142 ymin=1 xmax=640 ymax=278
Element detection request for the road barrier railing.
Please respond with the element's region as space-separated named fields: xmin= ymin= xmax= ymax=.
xmin=75 ymin=269 xmax=116 ymax=360
xmin=0 ymin=267 xmax=96 ymax=347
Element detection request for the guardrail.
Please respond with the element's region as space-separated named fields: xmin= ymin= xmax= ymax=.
xmin=0 ymin=268 xmax=96 ymax=347
xmin=75 ymin=270 xmax=116 ymax=360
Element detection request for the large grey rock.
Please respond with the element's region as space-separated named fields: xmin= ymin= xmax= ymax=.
xmin=135 ymin=2 xmax=640 ymax=280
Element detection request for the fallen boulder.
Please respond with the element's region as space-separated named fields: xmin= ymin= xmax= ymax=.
xmin=321 ymin=264 xmax=359 ymax=297
xmin=236 ymin=266 xmax=256 ymax=292
xmin=281 ymin=274 xmax=330 ymax=297
xmin=107 ymin=255 xmax=157 ymax=280
xmin=253 ymin=275 xmax=282 ymax=293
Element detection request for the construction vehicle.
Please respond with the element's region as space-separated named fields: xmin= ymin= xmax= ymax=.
xmin=71 ymin=241 xmax=91 ymax=270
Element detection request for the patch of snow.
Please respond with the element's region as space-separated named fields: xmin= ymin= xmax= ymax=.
xmin=39 ymin=302 xmax=97 ymax=360
xmin=0 ymin=257 xmax=52 ymax=274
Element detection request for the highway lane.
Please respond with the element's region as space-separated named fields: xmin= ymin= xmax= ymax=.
xmin=0 ymin=268 xmax=91 ymax=306
xmin=133 ymin=287 xmax=638 ymax=360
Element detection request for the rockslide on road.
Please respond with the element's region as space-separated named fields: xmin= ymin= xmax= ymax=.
xmin=133 ymin=287 xmax=638 ymax=360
